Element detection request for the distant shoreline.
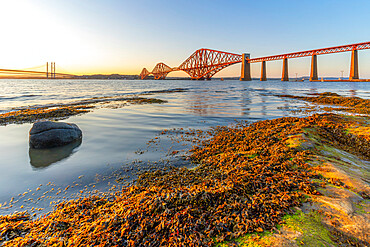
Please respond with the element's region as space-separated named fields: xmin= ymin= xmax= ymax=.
xmin=0 ymin=76 xmax=369 ymax=81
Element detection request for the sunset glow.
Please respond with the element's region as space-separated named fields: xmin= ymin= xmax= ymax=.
xmin=1 ymin=1 xmax=370 ymax=246
xmin=1 ymin=0 xmax=370 ymax=77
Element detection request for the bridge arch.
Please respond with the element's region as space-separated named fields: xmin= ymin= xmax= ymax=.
xmin=152 ymin=63 xmax=172 ymax=80
xmin=178 ymin=49 xmax=242 ymax=80
xmin=141 ymin=49 xmax=242 ymax=80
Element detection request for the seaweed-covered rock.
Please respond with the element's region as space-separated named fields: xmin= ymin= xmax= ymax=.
xmin=29 ymin=121 xmax=82 ymax=149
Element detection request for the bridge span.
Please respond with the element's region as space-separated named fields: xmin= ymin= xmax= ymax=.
xmin=0 ymin=62 xmax=75 ymax=79
xmin=140 ymin=41 xmax=370 ymax=81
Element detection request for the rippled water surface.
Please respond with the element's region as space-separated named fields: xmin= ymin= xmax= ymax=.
xmin=0 ymin=79 xmax=369 ymax=214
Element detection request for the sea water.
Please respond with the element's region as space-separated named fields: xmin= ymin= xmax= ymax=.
xmin=0 ymin=79 xmax=368 ymax=214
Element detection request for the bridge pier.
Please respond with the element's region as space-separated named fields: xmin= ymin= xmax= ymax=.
xmin=349 ymin=50 xmax=359 ymax=80
xmin=281 ymin=58 xmax=289 ymax=81
xmin=240 ymin=53 xmax=251 ymax=81
xmin=310 ymin=55 xmax=318 ymax=81
xmin=260 ymin=61 xmax=267 ymax=81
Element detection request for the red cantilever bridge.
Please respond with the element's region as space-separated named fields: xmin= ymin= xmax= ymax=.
xmin=140 ymin=41 xmax=370 ymax=81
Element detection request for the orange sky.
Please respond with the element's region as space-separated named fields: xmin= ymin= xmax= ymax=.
xmin=1 ymin=0 xmax=369 ymax=78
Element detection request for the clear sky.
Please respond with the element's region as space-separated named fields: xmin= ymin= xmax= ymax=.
xmin=1 ymin=0 xmax=370 ymax=78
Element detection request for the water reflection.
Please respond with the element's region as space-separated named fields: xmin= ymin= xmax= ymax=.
xmin=309 ymin=85 xmax=318 ymax=95
xmin=29 ymin=139 xmax=82 ymax=169
xmin=261 ymin=93 xmax=267 ymax=116
xmin=350 ymin=89 xmax=357 ymax=97
xmin=240 ymin=89 xmax=251 ymax=116
xmin=185 ymin=85 xmax=253 ymax=116
xmin=186 ymin=89 xmax=237 ymax=116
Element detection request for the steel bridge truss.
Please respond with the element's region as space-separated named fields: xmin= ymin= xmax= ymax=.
xmin=248 ymin=41 xmax=370 ymax=63
xmin=178 ymin=49 xmax=242 ymax=80
xmin=141 ymin=49 xmax=242 ymax=80
xmin=140 ymin=41 xmax=370 ymax=80
xmin=151 ymin=63 xmax=173 ymax=80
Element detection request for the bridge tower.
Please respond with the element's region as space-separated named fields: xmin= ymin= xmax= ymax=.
xmin=51 ymin=62 xmax=54 ymax=79
xmin=310 ymin=54 xmax=318 ymax=81
xmin=240 ymin=53 xmax=251 ymax=81
xmin=281 ymin=58 xmax=289 ymax=81
xmin=349 ymin=49 xmax=359 ymax=80
xmin=260 ymin=61 xmax=267 ymax=81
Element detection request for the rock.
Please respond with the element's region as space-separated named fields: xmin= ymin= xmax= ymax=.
xmin=29 ymin=121 xmax=82 ymax=149
xmin=316 ymin=186 xmax=363 ymax=215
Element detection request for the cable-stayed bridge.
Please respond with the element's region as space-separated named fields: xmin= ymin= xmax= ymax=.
xmin=0 ymin=62 xmax=75 ymax=79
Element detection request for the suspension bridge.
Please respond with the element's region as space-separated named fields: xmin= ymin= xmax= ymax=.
xmin=140 ymin=41 xmax=370 ymax=81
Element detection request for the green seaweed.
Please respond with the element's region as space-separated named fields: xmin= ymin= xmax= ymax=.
xmin=216 ymin=210 xmax=336 ymax=247
xmin=216 ymin=230 xmax=273 ymax=247
xmin=354 ymin=199 xmax=370 ymax=214
xmin=282 ymin=211 xmax=335 ymax=246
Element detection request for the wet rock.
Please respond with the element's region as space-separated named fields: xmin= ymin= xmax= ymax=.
xmin=29 ymin=121 xmax=82 ymax=149
xmin=316 ymin=186 xmax=363 ymax=215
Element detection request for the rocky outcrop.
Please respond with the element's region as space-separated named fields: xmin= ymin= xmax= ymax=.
xmin=29 ymin=121 xmax=82 ymax=149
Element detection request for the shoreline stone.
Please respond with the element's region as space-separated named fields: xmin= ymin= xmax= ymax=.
xmin=29 ymin=121 xmax=82 ymax=149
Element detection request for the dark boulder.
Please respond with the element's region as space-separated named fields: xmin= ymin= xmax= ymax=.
xmin=29 ymin=121 xmax=82 ymax=149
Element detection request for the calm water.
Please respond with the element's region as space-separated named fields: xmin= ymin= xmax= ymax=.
xmin=0 ymin=79 xmax=369 ymax=215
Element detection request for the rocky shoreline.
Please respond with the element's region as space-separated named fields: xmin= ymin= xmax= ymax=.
xmin=0 ymin=95 xmax=167 ymax=126
xmin=0 ymin=93 xmax=369 ymax=246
